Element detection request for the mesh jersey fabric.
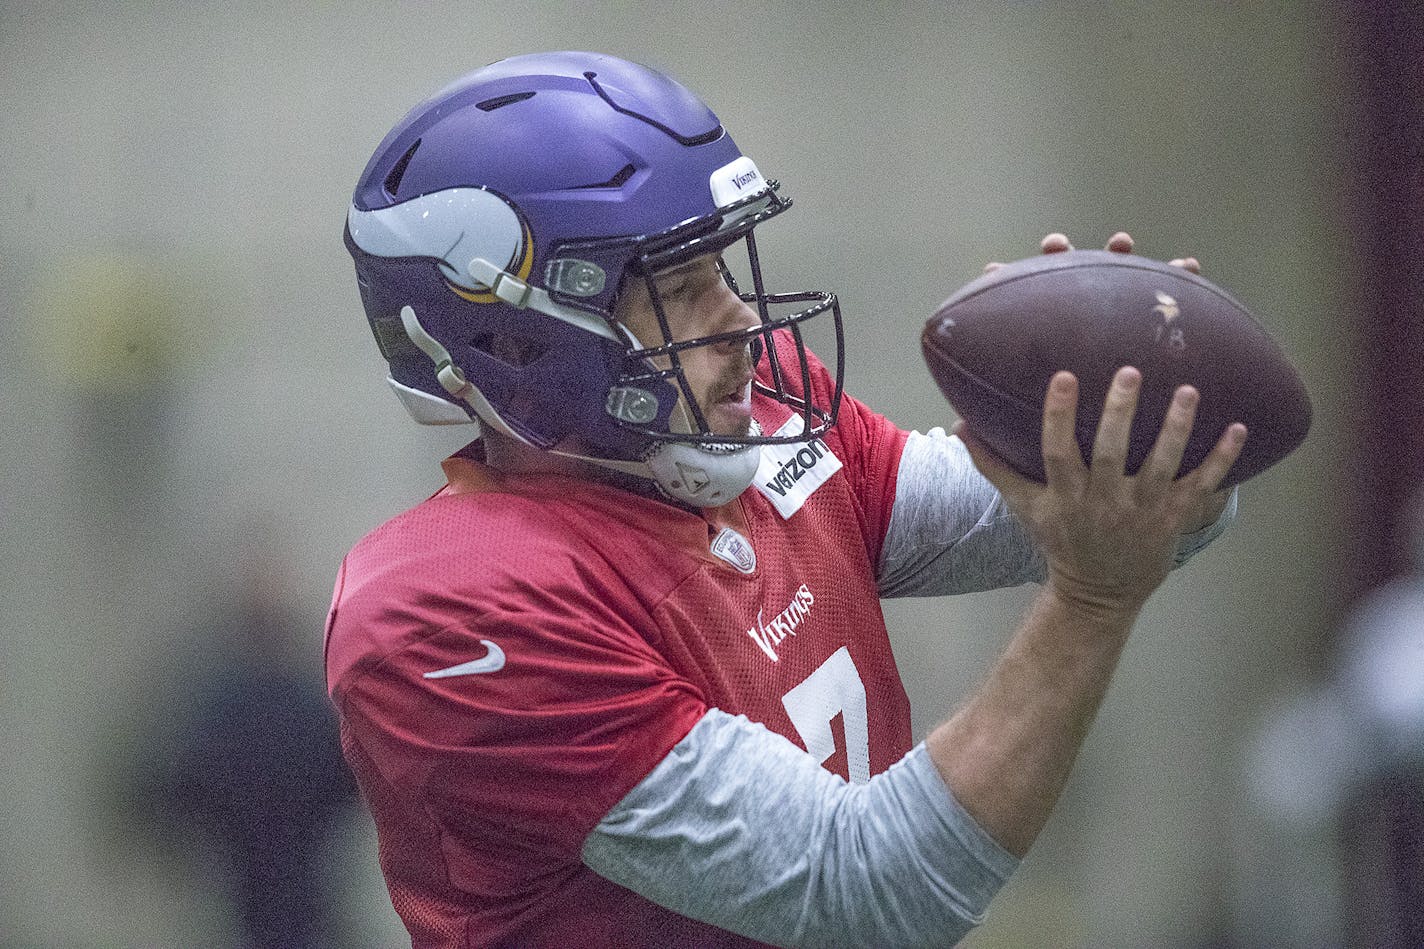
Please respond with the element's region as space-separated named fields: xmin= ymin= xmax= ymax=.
xmin=325 ymin=337 xmax=912 ymax=947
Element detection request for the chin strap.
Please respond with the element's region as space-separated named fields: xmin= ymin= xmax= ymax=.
xmin=398 ymin=305 xmax=761 ymax=507
xmin=623 ymin=431 xmax=762 ymax=507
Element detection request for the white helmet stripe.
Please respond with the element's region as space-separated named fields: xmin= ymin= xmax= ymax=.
xmin=350 ymin=193 xmax=622 ymax=344
xmin=347 ymin=189 xmax=521 ymax=290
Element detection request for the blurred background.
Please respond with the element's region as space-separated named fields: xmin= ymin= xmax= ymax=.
xmin=1 ymin=2 xmax=1420 ymax=947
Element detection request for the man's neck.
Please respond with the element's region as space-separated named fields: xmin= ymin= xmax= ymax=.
xmin=480 ymin=430 xmax=577 ymax=476
xmin=480 ymin=432 xmax=667 ymax=502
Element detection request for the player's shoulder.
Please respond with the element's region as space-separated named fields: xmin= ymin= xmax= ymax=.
xmin=341 ymin=486 xmax=606 ymax=602
xmin=325 ymin=483 xmax=708 ymax=704
xmin=334 ymin=478 xmax=707 ymax=640
xmin=353 ymin=483 xmax=564 ymax=556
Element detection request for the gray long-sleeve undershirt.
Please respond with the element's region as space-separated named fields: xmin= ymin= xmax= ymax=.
xmin=584 ymin=713 xmax=1016 ymax=948
xmin=879 ymin=428 xmax=1235 ymax=598
xmin=582 ymin=428 xmax=1237 ymax=946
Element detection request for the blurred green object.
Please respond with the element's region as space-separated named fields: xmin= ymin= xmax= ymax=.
xmin=30 ymin=253 xmax=199 ymax=394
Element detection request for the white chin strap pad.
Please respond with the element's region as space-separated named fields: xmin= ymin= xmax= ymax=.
xmin=643 ymin=441 xmax=761 ymax=507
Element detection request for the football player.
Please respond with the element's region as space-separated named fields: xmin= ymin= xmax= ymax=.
xmin=327 ymin=51 xmax=1243 ymax=947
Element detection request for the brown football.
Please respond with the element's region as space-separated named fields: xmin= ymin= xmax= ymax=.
xmin=921 ymin=249 xmax=1311 ymax=486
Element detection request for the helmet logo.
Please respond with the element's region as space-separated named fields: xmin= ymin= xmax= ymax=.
xmin=450 ymin=218 xmax=533 ymax=304
xmin=346 ymin=188 xmax=533 ymax=303
xmin=709 ymin=156 xmax=768 ymax=208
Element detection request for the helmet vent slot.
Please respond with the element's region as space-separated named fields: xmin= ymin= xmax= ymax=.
xmin=383 ymin=138 xmax=421 ymax=198
xmin=584 ymin=71 xmax=723 ymax=146
xmin=476 ymin=91 xmax=536 ymax=112
xmin=574 ymin=163 xmax=636 ymax=190
xmin=470 ymin=333 xmax=548 ymax=368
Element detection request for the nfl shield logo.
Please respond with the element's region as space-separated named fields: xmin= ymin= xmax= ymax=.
xmin=710 ymin=527 xmax=757 ymax=574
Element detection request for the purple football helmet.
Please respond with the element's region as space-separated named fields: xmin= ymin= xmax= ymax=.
xmin=344 ymin=51 xmax=843 ymax=505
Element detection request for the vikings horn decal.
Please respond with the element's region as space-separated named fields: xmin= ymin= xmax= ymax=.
xmin=347 ymin=189 xmax=533 ymax=302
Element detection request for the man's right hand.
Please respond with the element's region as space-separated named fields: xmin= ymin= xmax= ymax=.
xmin=930 ymin=367 xmax=1246 ymax=858
xmin=954 ymin=366 xmax=1247 ymax=621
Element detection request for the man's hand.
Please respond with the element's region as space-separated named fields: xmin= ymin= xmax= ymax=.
xmin=930 ymin=366 xmax=1244 ymax=857
xmin=955 ymin=366 xmax=1247 ymax=619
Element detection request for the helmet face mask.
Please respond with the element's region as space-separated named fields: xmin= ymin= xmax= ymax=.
xmin=615 ymin=232 xmax=843 ymax=448
xmin=345 ymin=51 xmax=843 ymax=504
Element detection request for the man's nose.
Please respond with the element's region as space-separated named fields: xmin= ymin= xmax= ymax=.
xmin=711 ymin=282 xmax=760 ymax=342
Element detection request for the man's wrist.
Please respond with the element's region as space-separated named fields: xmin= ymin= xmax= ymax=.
xmin=1040 ymin=575 xmax=1146 ymax=635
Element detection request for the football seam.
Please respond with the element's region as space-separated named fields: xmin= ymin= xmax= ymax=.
xmin=923 ymin=340 xmax=1100 ymax=445
xmin=943 ymin=256 xmax=1261 ymax=332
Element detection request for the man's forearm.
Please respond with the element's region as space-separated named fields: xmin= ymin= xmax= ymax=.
xmin=926 ymin=583 xmax=1140 ymax=857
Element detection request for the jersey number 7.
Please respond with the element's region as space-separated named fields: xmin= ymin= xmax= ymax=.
xmin=780 ymin=647 xmax=871 ymax=784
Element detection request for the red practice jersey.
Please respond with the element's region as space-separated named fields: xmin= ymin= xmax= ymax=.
xmin=325 ymin=350 xmax=912 ymax=946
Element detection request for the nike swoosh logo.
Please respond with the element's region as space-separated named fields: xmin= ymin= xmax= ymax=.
xmin=423 ymin=640 xmax=506 ymax=678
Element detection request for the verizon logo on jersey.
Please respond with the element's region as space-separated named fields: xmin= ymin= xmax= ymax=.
xmin=746 ymin=584 xmax=815 ymax=662
xmin=754 ymin=415 xmax=843 ymax=519
xmin=763 ymin=439 xmax=830 ymax=497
